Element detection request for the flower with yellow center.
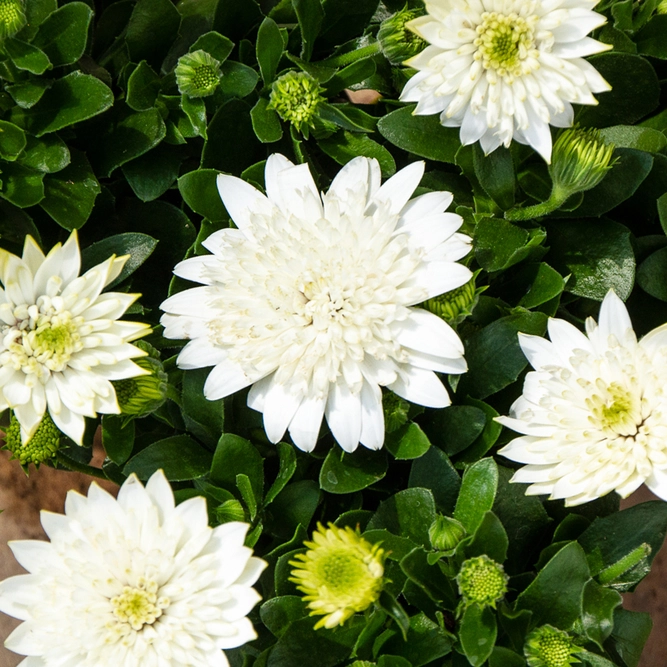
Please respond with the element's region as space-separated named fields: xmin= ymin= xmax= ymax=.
xmin=175 ymin=50 xmax=222 ymax=98
xmin=456 ymin=555 xmax=508 ymax=608
xmin=498 ymin=290 xmax=667 ymax=506
xmin=0 ymin=232 xmax=150 ymax=444
xmin=268 ymin=71 xmax=326 ymax=136
xmin=289 ymin=523 xmax=386 ymax=629
xmin=0 ymin=0 xmax=26 ymax=40
xmin=524 ymin=625 xmax=582 ymax=667
xmin=400 ymin=0 xmax=612 ymax=162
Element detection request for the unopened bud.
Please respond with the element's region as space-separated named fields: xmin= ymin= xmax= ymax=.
xmin=268 ymin=71 xmax=325 ymax=136
xmin=457 ymin=555 xmax=508 ymax=609
xmin=378 ymin=7 xmax=427 ymax=65
xmin=429 ymin=515 xmax=466 ymax=552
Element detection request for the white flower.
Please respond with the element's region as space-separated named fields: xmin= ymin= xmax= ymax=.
xmin=161 ymin=154 xmax=472 ymax=452
xmin=0 ymin=470 xmax=266 ymax=667
xmin=400 ymin=0 xmax=612 ymax=162
xmin=0 ymin=232 xmax=149 ymax=445
xmin=497 ymin=291 xmax=667 ymax=506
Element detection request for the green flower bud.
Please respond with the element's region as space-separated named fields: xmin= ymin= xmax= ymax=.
xmin=657 ymin=0 xmax=667 ymax=13
xmin=4 ymin=411 xmax=61 ymax=469
xmin=524 ymin=625 xmax=582 ymax=667
xmin=268 ymin=71 xmax=325 ymax=136
xmin=350 ymin=662 xmax=376 ymax=667
xmin=0 ymin=0 xmax=26 ymax=40
xmin=215 ymin=499 xmax=246 ymax=524
xmin=113 ymin=351 xmax=167 ymax=418
xmin=423 ymin=275 xmax=479 ymax=325
xmin=457 ymin=555 xmax=508 ymax=609
xmin=175 ymin=50 xmax=222 ymax=98
xmin=549 ymin=127 xmax=616 ymax=199
xmin=429 ymin=515 xmax=466 ymax=552
xmin=382 ymin=391 xmax=410 ymax=433
xmin=378 ymin=6 xmax=427 ymax=65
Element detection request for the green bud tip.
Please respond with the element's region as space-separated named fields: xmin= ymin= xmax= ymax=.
xmin=457 ymin=555 xmax=508 ymax=608
xmin=113 ymin=355 xmax=167 ymax=418
xmin=268 ymin=71 xmax=325 ymax=135
xmin=4 ymin=411 xmax=61 ymax=469
xmin=423 ymin=275 xmax=478 ymax=324
xmin=657 ymin=0 xmax=667 ymax=13
xmin=524 ymin=625 xmax=582 ymax=667
xmin=378 ymin=7 xmax=427 ymax=65
xmin=175 ymin=50 xmax=222 ymax=98
xmin=549 ymin=126 xmax=616 ymax=198
xmin=0 ymin=0 xmax=26 ymax=40
xmin=429 ymin=515 xmax=466 ymax=552
xmin=382 ymin=391 xmax=410 ymax=433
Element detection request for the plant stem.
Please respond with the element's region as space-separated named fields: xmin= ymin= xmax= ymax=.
xmin=504 ymin=187 xmax=569 ymax=221
xmin=321 ymin=42 xmax=382 ymax=67
xmin=55 ymin=451 xmax=109 ymax=481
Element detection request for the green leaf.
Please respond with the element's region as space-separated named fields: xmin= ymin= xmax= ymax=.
xmin=425 ymin=405 xmax=486 ymax=457
xmin=367 ymin=488 xmax=437 ymax=547
xmin=599 ymin=125 xmax=667 ymax=153
xmin=577 ymin=54 xmax=660 ymax=128
xmin=547 ymin=219 xmax=635 ymax=301
xmin=265 ymin=442 xmax=298 ymax=506
xmin=318 ymin=103 xmax=374 ymax=133
xmin=212 ymin=0 xmax=262 ymax=42
xmin=458 ymin=311 xmax=548 ymax=399
xmin=18 ymin=72 xmax=113 ymax=137
xmin=323 ymin=58 xmax=377 ymax=96
xmin=454 ymin=458 xmax=498 ymax=535
xmin=211 ymin=434 xmax=264 ymax=501
xmin=18 ymin=134 xmax=70 ymax=173
xmin=257 ymin=17 xmax=284 ymax=85
xmin=473 ymin=145 xmax=515 ymax=210
xmin=319 ymin=447 xmax=388 ymax=493
xmin=260 ymin=596 xmax=307 ymax=638
xmin=94 ymin=108 xmax=166 ymax=178
xmin=33 ymin=2 xmax=92 ymax=67
xmin=178 ymin=168 xmax=228 ymax=222
xmin=218 ymin=61 xmax=260 ymax=99
xmin=320 ymin=0 xmax=382 ymax=48
xmin=385 ymin=423 xmax=431 ymax=460
xmin=126 ymin=0 xmax=181 ymax=67
xmin=6 ymin=79 xmax=52 ymax=108
xmin=4 ymin=38 xmax=51 ymax=75
xmin=376 ymin=592 xmax=410 ymax=642
xmin=124 ymin=435 xmax=213 ymax=481
xmin=400 ymin=547 xmax=457 ymax=606
xmin=474 ymin=217 xmax=546 ymax=272
xmin=293 ymin=0 xmax=324 ymax=61
xmin=408 ymin=446 xmax=461 ymax=514
xmin=635 ymin=15 xmax=667 ymax=59
xmin=80 ymin=232 xmax=158 ymax=286
xmin=190 ymin=31 xmax=234 ymax=62
xmin=378 ymin=105 xmax=461 ymax=163
xmin=363 ymin=529 xmax=417 ymax=561
xmin=318 ymin=131 xmax=396 ymax=178
xmin=0 ymin=201 xmax=40 ymax=244
xmin=237 ymin=473 xmax=257 ymax=520
xmin=515 ymin=542 xmax=590 ymax=629
xmin=465 ymin=511 xmax=509 ymax=564
xmin=517 ymin=263 xmax=566 ymax=309
xmin=181 ymin=95 xmax=207 ymax=139
xmin=608 ymin=609 xmax=652 ymax=667
xmin=460 ymin=604 xmax=497 ymax=667
xmin=181 ymin=367 xmax=224 ymax=440
xmin=251 ymin=98 xmax=283 ymax=143
xmin=658 ymin=192 xmax=667 ymax=236
xmin=0 ymin=163 xmax=44 ymax=208
xmin=40 ymin=150 xmax=100 ymax=230
xmin=378 ymin=613 xmax=453 ymax=667
xmin=23 ymin=0 xmax=57 ymax=38
xmin=637 ymin=246 xmax=667 ymax=302
xmin=101 ymin=415 xmax=136 ymax=466
xmin=122 ymin=143 xmax=182 ymax=202
xmin=457 ymin=398 xmax=503 ymax=463
xmin=575 ymin=580 xmax=622 ymax=649
xmin=126 ymin=61 xmax=161 ymax=112
xmin=489 ymin=647 xmax=526 ymax=667
xmin=0 ymin=120 xmax=26 ymax=161
xmin=268 ymin=480 xmax=321 ymax=539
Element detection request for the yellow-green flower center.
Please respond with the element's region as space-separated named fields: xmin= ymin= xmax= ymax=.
xmin=0 ymin=0 xmax=22 ymax=26
xmin=474 ymin=12 xmax=536 ymax=78
xmin=191 ymin=65 xmax=218 ymax=91
xmin=587 ymin=381 xmax=640 ymax=436
xmin=537 ymin=635 xmax=573 ymax=667
xmin=269 ymin=72 xmax=323 ymax=132
xmin=111 ymin=579 xmax=170 ymax=632
xmin=525 ymin=625 xmax=580 ymax=667
xmin=457 ymin=555 xmax=508 ymax=607
xmin=4 ymin=411 xmax=61 ymax=467
xmin=315 ymin=549 xmax=369 ymax=593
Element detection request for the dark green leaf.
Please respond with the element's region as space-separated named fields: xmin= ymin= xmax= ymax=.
xmin=126 ymin=0 xmax=181 ymax=67
xmin=323 ymin=58 xmax=377 ymax=96
xmin=378 ymin=612 xmax=453 ymax=666
xmin=4 ymin=38 xmax=51 ymax=75
xmin=489 ymin=647 xmax=526 ymax=667
xmin=0 ymin=163 xmax=45 ymax=208
xmin=473 ymin=145 xmax=515 ymax=210
xmin=638 ymin=246 xmax=667 ymax=301
xmin=635 ymin=15 xmax=667 ymax=59
xmin=178 ymin=168 xmax=228 ymax=222
xmin=260 ymin=596 xmax=307 ymax=638
xmin=123 ymin=435 xmax=213 ymax=481
xmin=101 ymin=415 xmax=136 ymax=466
xmin=599 ymin=125 xmax=667 ymax=153
xmin=425 ymin=405 xmax=486 ymax=457
xmin=408 ymin=446 xmax=461 ymax=514
xmin=265 ymin=442 xmax=298 ymax=505
xmin=400 ymin=547 xmax=457 ymax=606
xmin=211 ymin=434 xmax=264 ymax=501
xmin=457 ymin=398 xmax=503 ymax=463
xmin=182 ymin=367 xmax=224 ymax=439
xmin=518 ymin=263 xmax=566 ymax=309
xmin=0 ymin=201 xmax=40 ymax=245
xmin=6 ymin=79 xmax=52 ymax=108
xmin=190 ymin=31 xmax=234 ymax=62
xmin=465 ymin=511 xmax=509 ymax=563
xmin=40 ymin=150 xmax=100 ymax=230
xmin=385 ymin=423 xmax=431 ymax=460
xmin=659 ymin=193 xmax=667 ymax=236
xmin=33 ymin=2 xmax=93 ymax=67
xmin=474 ymin=217 xmax=546 ymax=272
xmin=122 ymin=143 xmax=182 ymax=202
xmin=268 ymin=480 xmax=321 ymax=539
xmin=608 ymin=609 xmax=652 ymax=667
xmin=320 ymin=0 xmax=381 ymax=48
xmin=319 ymin=447 xmax=388 ymax=493
xmin=251 ymin=98 xmax=283 ymax=143
xmin=576 ymin=580 xmax=622 ymax=649
xmin=0 ymin=120 xmax=26 ymax=161
xmin=319 ymin=131 xmax=396 ymax=178
xmin=460 ymin=604 xmax=497 ymax=667
xmin=212 ymin=0 xmax=262 ymax=42
xmin=378 ymin=106 xmax=461 ymax=163
xmin=257 ymin=17 xmax=284 ymax=84
xmin=181 ymin=95 xmax=207 ymax=139
xmin=23 ymin=0 xmax=57 ymax=37
xmin=363 ymin=529 xmax=417 ymax=561
xmin=126 ymin=61 xmax=161 ymax=112
xmin=454 ymin=458 xmax=498 ymax=535
xmin=293 ymin=0 xmax=324 ymax=61
xmin=218 ymin=61 xmax=260 ymax=99
xmin=18 ymin=134 xmax=70 ymax=173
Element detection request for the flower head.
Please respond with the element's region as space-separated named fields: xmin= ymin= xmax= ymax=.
xmin=456 ymin=554 xmax=508 ymax=608
xmin=268 ymin=71 xmax=325 ymax=135
xmin=429 ymin=514 xmax=466 ymax=552
xmin=0 ymin=0 xmax=26 ymax=40
xmin=378 ymin=7 xmax=428 ymax=65
xmin=424 ymin=272 xmax=480 ymax=324
xmin=161 ymin=154 xmax=471 ymax=453
xmin=0 ymin=232 xmax=149 ymax=445
xmin=0 ymin=470 xmax=266 ymax=667
xmin=175 ymin=50 xmax=222 ymax=98
xmin=4 ymin=410 xmax=61 ymax=469
xmin=400 ymin=0 xmax=612 ymax=162
xmin=524 ymin=625 xmax=582 ymax=667
xmin=113 ymin=344 xmax=168 ymax=418
xmin=498 ymin=290 xmax=667 ymax=506
xmin=289 ymin=523 xmax=385 ymax=629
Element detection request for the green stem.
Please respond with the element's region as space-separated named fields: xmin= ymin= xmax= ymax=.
xmin=504 ymin=187 xmax=570 ymax=222
xmin=321 ymin=42 xmax=382 ymax=67
xmin=55 ymin=451 xmax=109 ymax=481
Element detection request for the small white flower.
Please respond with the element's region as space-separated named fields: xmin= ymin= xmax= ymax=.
xmin=498 ymin=291 xmax=667 ymax=506
xmin=400 ymin=0 xmax=612 ymax=162
xmin=0 ymin=232 xmax=149 ymax=445
xmin=0 ymin=470 xmax=266 ymax=667
xmin=161 ymin=154 xmax=472 ymax=452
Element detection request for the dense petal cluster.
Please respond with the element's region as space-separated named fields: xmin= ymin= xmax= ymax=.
xmin=161 ymin=154 xmax=472 ymax=452
xmin=0 ymin=232 xmax=149 ymax=445
xmin=498 ymin=291 xmax=667 ymax=506
xmin=400 ymin=0 xmax=611 ymax=161
xmin=0 ymin=470 xmax=266 ymax=667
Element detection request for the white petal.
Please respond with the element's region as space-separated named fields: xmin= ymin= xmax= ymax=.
xmin=262 ymin=381 xmax=303 ymax=444
xmin=388 ymin=366 xmax=451 ymax=408
xmin=371 ymin=161 xmax=425 ymax=215
xmin=288 ymin=393 xmax=326 ymax=452
xmin=359 ymin=381 xmax=384 ymax=450
xmin=598 ymin=290 xmax=632 ymax=341
xmin=216 ymin=174 xmax=274 ymax=235
xmin=325 ymin=382 xmax=362 ymax=452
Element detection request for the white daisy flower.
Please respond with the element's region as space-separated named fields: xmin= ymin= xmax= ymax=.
xmin=161 ymin=154 xmax=472 ymax=453
xmin=400 ymin=0 xmax=612 ymax=162
xmin=0 ymin=470 xmax=266 ymax=667
xmin=0 ymin=231 xmax=150 ymax=445
xmin=498 ymin=291 xmax=667 ymax=506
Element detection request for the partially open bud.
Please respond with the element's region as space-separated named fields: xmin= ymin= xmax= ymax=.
xmin=4 ymin=411 xmax=61 ymax=469
xmin=424 ymin=274 xmax=480 ymax=325
xmin=0 ymin=0 xmax=26 ymax=40
xmin=175 ymin=50 xmax=222 ymax=98
xmin=457 ymin=554 xmax=508 ymax=609
xmin=113 ymin=348 xmax=167 ymax=419
xmin=378 ymin=7 xmax=427 ymax=65
xmin=268 ymin=71 xmax=325 ymax=136
xmin=524 ymin=625 xmax=582 ymax=667
xmin=429 ymin=515 xmax=466 ymax=552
